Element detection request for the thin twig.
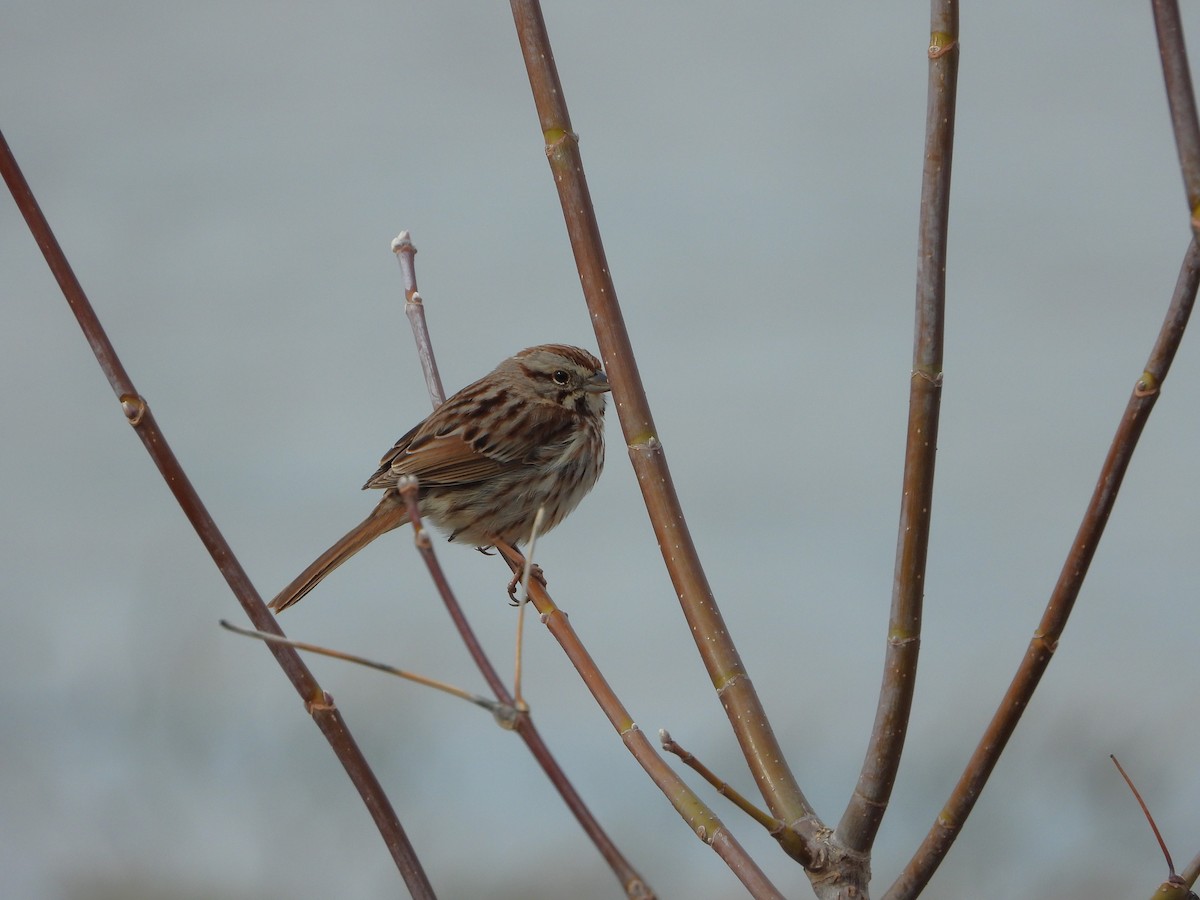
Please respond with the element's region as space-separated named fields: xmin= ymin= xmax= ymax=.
xmin=219 ymin=619 xmax=512 ymax=719
xmin=0 ymin=128 xmax=436 ymax=899
xmin=520 ymin=505 xmax=546 ymax=603
xmin=507 ymin=1 xmax=818 ymax=864
xmin=512 ymin=505 xmax=546 ymax=709
xmin=1152 ymin=0 xmax=1200 ymax=219
xmin=512 ymin=596 xmax=529 ymax=713
xmin=493 ymin=540 xmax=787 ymax=900
xmin=885 ymin=31 xmax=1200 ymax=895
xmin=1110 ymin=755 xmax=1200 ymax=900
xmin=837 ymin=2 xmax=958 ymax=858
xmin=395 ymin=476 xmax=509 ymax=701
xmin=1111 ymin=755 xmax=1179 ymax=877
xmin=660 ymin=730 xmax=779 ymax=834
xmin=393 ymin=231 xmax=445 ymax=405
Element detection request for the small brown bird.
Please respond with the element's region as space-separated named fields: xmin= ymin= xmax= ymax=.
xmin=269 ymin=344 xmax=609 ymax=612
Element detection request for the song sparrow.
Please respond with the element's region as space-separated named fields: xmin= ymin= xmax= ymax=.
xmin=269 ymin=344 xmax=609 ymax=612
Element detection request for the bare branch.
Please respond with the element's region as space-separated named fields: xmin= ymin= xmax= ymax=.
xmin=392 ymin=231 xmax=446 ymax=406
xmin=0 ymin=127 xmax=436 ymax=899
xmin=218 ymin=619 xmax=513 ymax=721
xmin=660 ymin=730 xmax=780 ymax=835
xmin=882 ymin=7 xmax=1200 ymax=897
xmin=1112 ymin=755 xmax=1177 ymax=878
xmin=506 ymin=0 xmax=815 ymax=847
xmin=1152 ymin=0 xmax=1200 ymax=217
xmin=838 ymin=1 xmax=959 ymax=857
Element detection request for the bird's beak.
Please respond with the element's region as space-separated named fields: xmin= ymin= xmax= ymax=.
xmin=584 ymin=371 xmax=611 ymax=393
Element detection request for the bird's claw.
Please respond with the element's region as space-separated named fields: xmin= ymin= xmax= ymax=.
xmin=507 ymin=564 xmax=547 ymax=606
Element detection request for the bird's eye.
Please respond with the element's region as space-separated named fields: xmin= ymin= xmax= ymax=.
xmin=552 ymin=370 xmax=570 ymax=385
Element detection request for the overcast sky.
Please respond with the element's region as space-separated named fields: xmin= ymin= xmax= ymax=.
xmin=3 ymin=4 xmax=1199 ymax=899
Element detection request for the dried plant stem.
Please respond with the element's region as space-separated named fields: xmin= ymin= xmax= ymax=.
xmin=493 ymin=541 xmax=786 ymax=900
xmin=838 ymin=3 xmax=958 ymax=857
xmin=0 ymin=129 xmax=436 ymax=899
xmin=507 ymin=0 xmax=814 ymax=852
xmin=884 ymin=8 xmax=1200 ymax=897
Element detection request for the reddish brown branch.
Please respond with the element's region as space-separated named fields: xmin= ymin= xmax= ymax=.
xmin=1153 ymin=0 xmax=1200 ymax=216
xmin=838 ymin=1 xmax=959 ymax=856
xmin=507 ymin=0 xmax=814 ymax=848
xmin=660 ymin=731 xmax=780 ymax=835
xmin=0 ymin=127 xmax=436 ymax=899
xmin=1111 ymin=755 xmax=1177 ymax=878
xmin=885 ymin=7 xmax=1200 ymax=896
xmin=886 ymin=238 xmax=1200 ymax=900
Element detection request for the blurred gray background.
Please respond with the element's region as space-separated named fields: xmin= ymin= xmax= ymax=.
xmin=3 ymin=3 xmax=1198 ymax=898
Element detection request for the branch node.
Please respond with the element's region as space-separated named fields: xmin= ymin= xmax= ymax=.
xmin=911 ymin=367 xmax=944 ymax=386
xmin=1135 ymin=370 xmax=1161 ymax=397
xmin=928 ymin=32 xmax=958 ymax=59
xmin=119 ymin=393 xmax=147 ymax=425
xmin=543 ymin=128 xmax=579 ymax=154
xmin=306 ymin=690 xmax=335 ymax=715
xmin=1031 ymin=629 xmax=1059 ymax=654
xmin=492 ymin=704 xmax=523 ymax=731
xmin=627 ymin=432 xmax=662 ymax=452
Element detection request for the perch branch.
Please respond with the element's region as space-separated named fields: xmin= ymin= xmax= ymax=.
xmin=507 ymin=0 xmax=815 ymax=849
xmin=386 ymin=260 xmax=654 ymax=895
xmin=493 ymin=541 xmax=788 ymax=899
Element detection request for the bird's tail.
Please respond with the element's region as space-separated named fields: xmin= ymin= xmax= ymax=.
xmin=269 ymin=493 xmax=410 ymax=612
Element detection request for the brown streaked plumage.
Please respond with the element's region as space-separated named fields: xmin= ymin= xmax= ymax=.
xmin=269 ymin=344 xmax=608 ymax=612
